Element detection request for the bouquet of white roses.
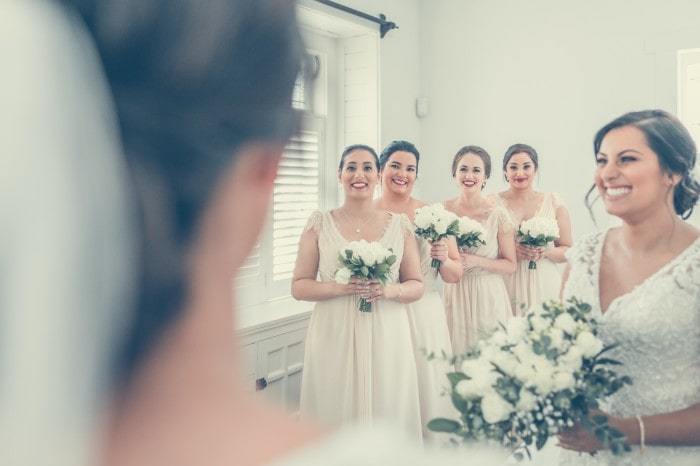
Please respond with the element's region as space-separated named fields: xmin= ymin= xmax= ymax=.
xmin=517 ymin=217 xmax=560 ymax=269
xmin=414 ymin=203 xmax=460 ymax=268
xmin=456 ymin=215 xmax=487 ymax=251
xmin=335 ymin=240 xmax=397 ymax=312
xmin=429 ymin=298 xmax=632 ymax=460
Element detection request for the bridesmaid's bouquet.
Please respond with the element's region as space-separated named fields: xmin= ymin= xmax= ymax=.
xmin=335 ymin=240 xmax=397 ymax=312
xmin=414 ymin=203 xmax=460 ymax=268
xmin=429 ymin=298 xmax=632 ymax=460
xmin=516 ymin=217 xmax=560 ymax=269
xmin=456 ymin=215 xmax=487 ymax=251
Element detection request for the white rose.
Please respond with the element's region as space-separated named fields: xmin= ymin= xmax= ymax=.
xmin=552 ymin=371 xmax=576 ymax=391
xmin=553 ymin=313 xmax=578 ymax=335
xmin=352 ymin=240 xmax=378 ymax=266
xmin=546 ymin=327 xmax=565 ymax=351
xmin=506 ymin=317 xmax=528 ymax=342
xmin=489 ymin=329 xmax=508 ymax=347
xmin=334 ymin=267 xmax=353 ymax=284
xmin=460 ymin=358 xmax=495 ymax=380
xmin=520 ymin=217 xmax=560 ymax=238
xmin=530 ymin=314 xmax=550 ymax=332
xmin=490 ymin=350 xmax=518 ymax=376
xmin=512 ymin=341 xmax=536 ymax=363
xmin=434 ymin=216 xmax=449 ymax=235
xmin=368 ymin=241 xmax=388 ymax=263
xmin=457 ymin=360 xmax=499 ymax=398
xmin=576 ymin=331 xmax=604 ymax=358
xmin=481 ymin=392 xmax=514 ymax=424
xmin=531 ymin=357 xmax=556 ymax=395
xmin=414 ymin=209 xmax=432 ymax=229
xmin=559 ymin=346 xmax=583 ymax=372
xmin=514 ymin=364 xmax=536 ymax=383
xmin=531 ymin=368 xmax=555 ymax=395
xmin=516 ymin=388 xmax=538 ymax=412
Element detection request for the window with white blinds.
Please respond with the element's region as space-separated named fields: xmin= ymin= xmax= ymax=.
xmin=236 ymin=113 xmax=324 ymax=305
xmin=272 ymin=118 xmax=321 ymax=282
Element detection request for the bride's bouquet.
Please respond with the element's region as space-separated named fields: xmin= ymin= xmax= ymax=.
xmin=429 ymin=298 xmax=632 ymax=460
xmin=414 ymin=203 xmax=460 ymax=268
xmin=335 ymin=239 xmax=397 ymax=312
xmin=456 ymin=215 xmax=487 ymax=251
xmin=516 ymin=217 xmax=560 ymax=269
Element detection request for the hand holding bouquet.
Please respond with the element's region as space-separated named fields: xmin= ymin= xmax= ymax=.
xmin=456 ymin=215 xmax=487 ymax=252
xmin=429 ymin=298 xmax=632 ymax=459
xmin=517 ymin=217 xmax=560 ymax=269
xmin=414 ymin=203 xmax=460 ymax=268
xmin=335 ymin=240 xmax=397 ymax=312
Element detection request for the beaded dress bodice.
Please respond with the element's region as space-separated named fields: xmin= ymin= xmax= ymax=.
xmin=560 ymin=231 xmax=700 ymax=465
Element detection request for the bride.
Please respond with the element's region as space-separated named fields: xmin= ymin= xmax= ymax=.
xmin=557 ymin=110 xmax=700 ymax=465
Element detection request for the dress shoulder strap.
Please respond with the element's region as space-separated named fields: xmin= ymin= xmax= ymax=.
xmin=303 ymin=210 xmax=324 ymax=234
xmin=398 ymin=212 xmax=413 ymax=239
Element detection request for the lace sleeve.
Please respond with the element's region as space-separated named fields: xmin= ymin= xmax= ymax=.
xmin=485 ymin=193 xmax=505 ymax=207
xmin=399 ymin=213 xmax=414 ymax=239
xmin=550 ymin=192 xmax=565 ymax=210
xmin=565 ymin=232 xmax=602 ymax=269
xmin=303 ymin=210 xmax=323 ymax=234
xmin=494 ymin=206 xmax=515 ymax=232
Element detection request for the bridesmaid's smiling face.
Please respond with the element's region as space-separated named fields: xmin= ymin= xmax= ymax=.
xmin=454 ymin=152 xmax=487 ymax=192
xmin=595 ymin=125 xmax=679 ymax=220
xmin=380 ymin=150 xmax=417 ymax=197
xmin=338 ymin=149 xmax=380 ymax=198
xmin=504 ymin=152 xmax=537 ymax=190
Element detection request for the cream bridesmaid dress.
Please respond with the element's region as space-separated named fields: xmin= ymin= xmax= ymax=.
xmin=299 ymin=211 xmax=422 ymax=443
xmin=491 ymin=192 xmax=563 ymax=314
xmin=406 ymin=235 xmax=459 ymax=440
xmin=443 ymin=206 xmax=513 ymax=357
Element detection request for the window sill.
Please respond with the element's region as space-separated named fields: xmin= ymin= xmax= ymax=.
xmin=236 ymin=296 xmax=312 ymax=337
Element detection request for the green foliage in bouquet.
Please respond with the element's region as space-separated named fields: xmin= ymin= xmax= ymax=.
xmin=335 ymin=241 xmax=396 ymax=312
xmin=336 ymin=249 xmax=396 ymax=283
xmin=428 ymin=297 xmax=632 ymax=459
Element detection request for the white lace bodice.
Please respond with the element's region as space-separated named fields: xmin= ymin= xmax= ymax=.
xmin=560 ymin=231 xmax=700 ymax=465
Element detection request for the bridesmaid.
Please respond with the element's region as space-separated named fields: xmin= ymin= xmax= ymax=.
xmin=374 ymin=140 xmax=460 ymax=440
xmin=442 ymin=146 xmax=517 ymax=358
xmin=489 ymin=143 xmax=572 ymax=314
xmin=292 ymin=144 xmax=424 ymax=441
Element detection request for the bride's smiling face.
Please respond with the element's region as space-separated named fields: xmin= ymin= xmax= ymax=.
xmin=595 ymin=125 xmax=678 ymax=219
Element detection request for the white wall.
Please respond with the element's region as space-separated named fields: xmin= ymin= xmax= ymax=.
xmin=415 ymin=0 xmax=700 ymax=237
xmin=333 ymin=0 xmax=423 ymax=149
xmin=321 ymin=1 xmax=700 ymax=237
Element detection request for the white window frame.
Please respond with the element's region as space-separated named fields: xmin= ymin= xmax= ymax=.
xmin=236 ymin=5 xmax=380 ymax=320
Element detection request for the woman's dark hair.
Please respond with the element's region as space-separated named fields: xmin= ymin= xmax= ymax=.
xmin=502 ymin=143 xmax=539 ymax=173
xmin=339 ymin=144 xmax=379 ymax=170
xmin=379 ymin=140 xmax=420 ymax=171
xmin=451 ymin=145 xmax=491 ymax=178
xmin=586 ymin=109 xmax=699 ymax=220
xmin=66 ymin=0 xmax=304 ymax=382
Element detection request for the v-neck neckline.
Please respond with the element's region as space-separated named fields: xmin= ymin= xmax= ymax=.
xmin=594 ymin=229 xmax=700 ymax=316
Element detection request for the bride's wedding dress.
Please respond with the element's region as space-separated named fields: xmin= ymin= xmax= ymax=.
xmin=559 ymin=231 xmax=700 ymax=466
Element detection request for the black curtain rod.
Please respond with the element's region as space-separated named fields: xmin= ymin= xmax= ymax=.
xmin=312 ymin=0 xmax=398 ymax=38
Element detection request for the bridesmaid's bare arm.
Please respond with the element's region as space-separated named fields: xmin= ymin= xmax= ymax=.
xmin=291 ymin=228 xmax=364 ymax=301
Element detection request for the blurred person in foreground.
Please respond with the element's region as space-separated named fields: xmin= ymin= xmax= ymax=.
xmin=3 ymin=0 xmax=505 ymax=464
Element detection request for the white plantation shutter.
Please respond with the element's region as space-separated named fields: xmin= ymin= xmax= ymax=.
xmin=237 ymin=113 xmax=325 ymax=305
xmin=272 ymin=115 xmax=323 ymax=285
